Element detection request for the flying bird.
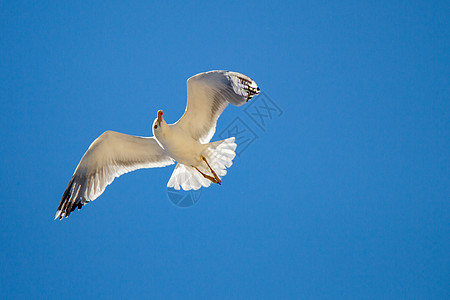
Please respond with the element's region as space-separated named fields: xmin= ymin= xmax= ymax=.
xmin=55 ymin=70 xmax=260 ymax=219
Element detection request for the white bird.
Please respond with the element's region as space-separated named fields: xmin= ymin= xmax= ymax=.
xmin=55 ymin=70 xmax=260 ymax=219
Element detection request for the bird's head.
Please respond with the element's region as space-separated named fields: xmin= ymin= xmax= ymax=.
xmin=152 ymin=110 xmax=166 ymax=134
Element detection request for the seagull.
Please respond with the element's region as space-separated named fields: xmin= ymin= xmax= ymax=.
xmin=55 ymin=70 xmax=260 ymax=220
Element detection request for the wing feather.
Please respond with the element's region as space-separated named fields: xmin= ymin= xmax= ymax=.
xmin=174 ymin=70 xmax=259 ymax=143
xmin=55 ymin=130 xmax=174 ymax=219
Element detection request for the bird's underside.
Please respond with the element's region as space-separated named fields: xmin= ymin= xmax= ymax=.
xmin=55 ymin=70 xmax=260 ymax=220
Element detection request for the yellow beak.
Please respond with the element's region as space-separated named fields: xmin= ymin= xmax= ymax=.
xmin=157 ymin=110 xmax=163 ymax=126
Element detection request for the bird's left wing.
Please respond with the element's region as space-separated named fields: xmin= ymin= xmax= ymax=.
xmin=55 ymin=130 xmax=174 ymax=219
xmin=174 ymin=70 xmax=259 ymax=143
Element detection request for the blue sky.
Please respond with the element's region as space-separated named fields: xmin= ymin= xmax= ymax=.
xmin=1 ymin=1 xmax=449 ymax=299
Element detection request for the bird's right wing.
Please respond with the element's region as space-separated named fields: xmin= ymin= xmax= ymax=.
xmin=55 ymin=130 xmax=174 ymax=220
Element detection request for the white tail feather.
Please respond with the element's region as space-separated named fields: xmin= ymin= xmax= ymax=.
xmin=167 ymin=137 xmax=237 ymax=191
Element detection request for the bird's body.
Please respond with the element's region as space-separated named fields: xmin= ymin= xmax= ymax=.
xmin=55 ymin=70 xmax=260 ymax=219
xmin=154 ymin=122 xmax=205 ymax=167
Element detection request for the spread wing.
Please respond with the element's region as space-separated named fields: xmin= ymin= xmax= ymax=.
xmin=174 ymin=70 xmax=260 ymax=143
xmin=55 ymin=130 xmax=174 ymax=220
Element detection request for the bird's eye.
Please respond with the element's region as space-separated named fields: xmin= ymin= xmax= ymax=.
xmin=154 ymin=125 xmax=158 ymax=129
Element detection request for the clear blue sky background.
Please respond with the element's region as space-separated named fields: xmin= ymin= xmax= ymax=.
xmin=1 ymin=1 xmax=449 ymax=299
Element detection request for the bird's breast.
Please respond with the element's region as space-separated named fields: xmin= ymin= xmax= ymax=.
xmin=155 ymin=126 xmax=204 ymax=166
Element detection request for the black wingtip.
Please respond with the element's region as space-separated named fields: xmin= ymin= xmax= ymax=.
xmin=246 ymin=84 xmax=260 ymax=102
xmin=55 ymin=175 xmax=87 ymax=221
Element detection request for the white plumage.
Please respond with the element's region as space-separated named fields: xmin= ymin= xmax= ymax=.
xmin=55 ymin=70 xmax=259 ymax=219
